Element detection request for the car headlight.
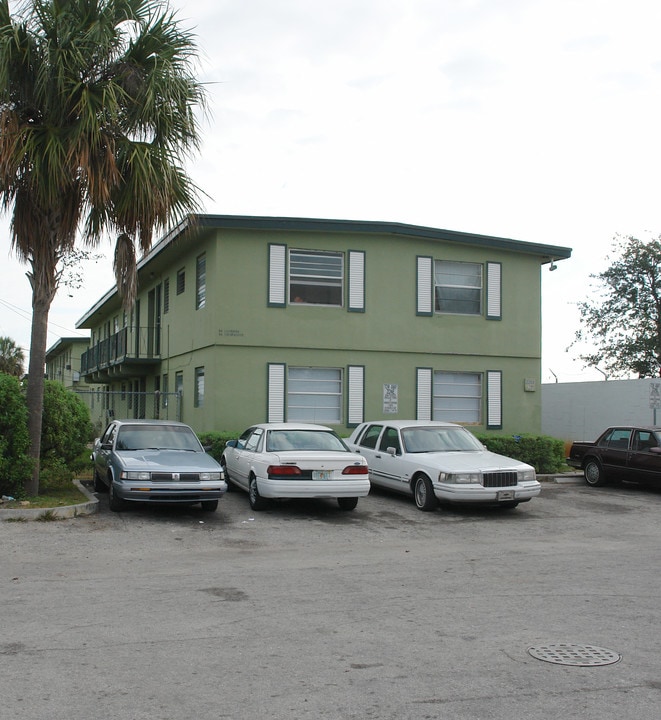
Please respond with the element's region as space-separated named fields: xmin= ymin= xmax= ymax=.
xmin=519 ymin=469 xmax=537 ymax=482
xmin=199 ymin=472 xmax=222 ymax=481
xmin=121 ymin=471 xmax=151 ymax=480
xmin=439 ymin=472 xmax=480 ymax=484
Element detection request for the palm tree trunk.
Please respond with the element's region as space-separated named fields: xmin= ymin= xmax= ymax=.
xmin=24 ymin=295 xmax=50 ymax=495
xmin=24 ymin=248 xmax=59 ymax=496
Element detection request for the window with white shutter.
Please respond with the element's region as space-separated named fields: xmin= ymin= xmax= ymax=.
xmin=416 ymin=367 xmax=433 ymax=420
xmin=486 ymin=370 xmax=503 ymax=429
xmin=347 ymin=365 xmax=364 ymax=426
xmin=267 ymin=363 xmax=286 ymax=421
xmin=348 ymin=251 xmax=365 ymax=312
xmin=268 ymin=244 xmax=286 ymax=307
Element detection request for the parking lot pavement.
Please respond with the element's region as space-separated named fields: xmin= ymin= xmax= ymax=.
xmin=2 ymin=480 xmax=661 ymax=720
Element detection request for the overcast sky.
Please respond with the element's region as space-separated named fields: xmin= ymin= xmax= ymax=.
xmin=2 ymin=0 xmax=660 ymax=383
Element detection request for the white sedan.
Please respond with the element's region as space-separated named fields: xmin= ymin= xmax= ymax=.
xmin=221 ymin=423 xmax=370 ymax=511
xmin=346 ymin=420 xmax=540 ymax=511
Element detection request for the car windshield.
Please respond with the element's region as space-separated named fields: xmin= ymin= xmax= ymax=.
xmin=115 ymin=425 xmax=202 ymax=452
xmin=401 ymin=426 xmax=483 ymax=453
xmin=266 ymin=429 xmax=349 ymax=452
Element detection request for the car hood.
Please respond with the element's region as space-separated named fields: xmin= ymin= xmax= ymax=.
xmin=409 ymin=449 xmax=533 ymax=473
xmin=116 ymin=450 xmax=222 ymax=472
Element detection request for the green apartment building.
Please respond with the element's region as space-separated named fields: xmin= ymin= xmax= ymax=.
xmin=76 ymin=215 xmax=571 ymax=436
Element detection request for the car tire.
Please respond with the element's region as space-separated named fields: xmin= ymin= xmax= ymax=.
xmin=108 ymin=480 xmax=126 ymax=512
xmin=584 ymin=459 xmax=607 ymax=487
xmin=413 ymin=475 xmax=437 ymax=511
xmin=249 ymin=475 xmax=268 ymax=511
xmin=200 ymin=499 xmax=218 ymax=512
xmin=337 ymin=497 xmax=358 ymax=511
xmin=93 ymin=468 xmax=108 ymax=493
xmin=220 ymin=458 xmax=233 ymax=490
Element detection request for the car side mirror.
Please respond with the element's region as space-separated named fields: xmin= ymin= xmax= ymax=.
xmin=386 ymin=446 xmax=398 ymax=456
xmin=225 ymin=439 xmax=238 ymax=448
xmin=650 ymin=446 xmax=661 ymax=454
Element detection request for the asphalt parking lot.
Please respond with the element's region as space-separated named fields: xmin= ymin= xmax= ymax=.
xmin=2 ymin=479 xmax=661 ymax=720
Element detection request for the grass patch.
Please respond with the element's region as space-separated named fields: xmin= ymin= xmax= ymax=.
xmin=1 ymin=483 xmax=89 ymax=509
xmin=36 ymin=509 xmax=61 ymax=522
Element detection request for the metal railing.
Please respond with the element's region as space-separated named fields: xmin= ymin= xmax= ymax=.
xmin=81 ymin=326 xmax=160 ymax=374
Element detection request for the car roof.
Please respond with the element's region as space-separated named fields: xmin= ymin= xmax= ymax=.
xmin=249 ymin=423 xmax=336 ymax=431
xmin=112 ymin=419 xmax=191 ymax=428
xmin=356 ymin=420 xmax=461 ymax=429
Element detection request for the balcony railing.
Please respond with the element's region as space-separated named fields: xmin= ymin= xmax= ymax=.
xmin=81 ymin=326 xmax=160 ymax=377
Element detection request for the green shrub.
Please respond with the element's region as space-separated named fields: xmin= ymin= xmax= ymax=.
xmin=39 ymin=381 xmax=93 ymax=490
xmin=473 ymin=433 xmax=565 ymax=474
xmin=0 ymin=372 xmax=32 ymax=497
xmin=197 ymin=431 xmax=241 ymax=463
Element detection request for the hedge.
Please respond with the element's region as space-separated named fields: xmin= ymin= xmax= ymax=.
xmin=473 ymin=433 xmax=565 ymax=474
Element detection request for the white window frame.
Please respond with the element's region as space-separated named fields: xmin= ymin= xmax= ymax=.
xmin=287 ymin=367 xmax=342 ymax=423
xmin=433 ymin=371 xmax=482 ymax=424
xmin=434 ymin=260 xmax=483 ymax=316
xmin=289 ymin=249 xmax=344 ymax=307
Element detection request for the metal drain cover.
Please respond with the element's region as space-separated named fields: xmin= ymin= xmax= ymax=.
xmin=528 ymin=644 xmax=621 ymax=667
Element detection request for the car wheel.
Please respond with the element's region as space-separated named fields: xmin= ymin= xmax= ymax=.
xmin=200 ymin=499 xmax=218 ymax=512
xmin=249 ymin=475 xmax=268 ymax=511
xmin=93 ymin=468 xmax=108 ymax=493
xmin=108 ymin=479 xmax=126 ymax=512
xmin=337 ymin=497 xmax=358 ymax=511
xmin=584 ymin=459 xmax=607 ymax=487
xmin=413 ymin=475 xmax=437 ymax=511
xmin=220 ymin=457 xmax=233 ymax=490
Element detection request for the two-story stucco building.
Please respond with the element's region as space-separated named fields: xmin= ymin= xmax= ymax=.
xmin=76 ymin=214 xmax=571 ymax=435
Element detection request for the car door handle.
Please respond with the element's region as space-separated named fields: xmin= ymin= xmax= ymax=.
xmin=375 ymin=454 xmax=382 ymax=459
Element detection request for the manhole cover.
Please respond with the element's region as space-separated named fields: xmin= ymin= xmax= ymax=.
xmin=528 ymin=644 xmax=621 ymax=667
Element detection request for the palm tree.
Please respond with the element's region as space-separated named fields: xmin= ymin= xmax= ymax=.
xmin=0 ymin=0 xmax=207 ymax=494
xmin=0 ymin=336 xmax=25 ymax=377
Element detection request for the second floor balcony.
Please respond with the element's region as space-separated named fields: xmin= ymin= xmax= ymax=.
xmin=81 ymin=326 xmax=161 ymax=382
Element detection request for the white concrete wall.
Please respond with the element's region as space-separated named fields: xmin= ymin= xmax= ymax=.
xmin=541 ymin=379 xmax=661 ymax=441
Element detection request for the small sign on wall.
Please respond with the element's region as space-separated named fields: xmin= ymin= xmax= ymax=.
xmin=383 ymin=384 xmax=398 ymax=413
xmin=524 ymin=378 xmax=536 ymax=392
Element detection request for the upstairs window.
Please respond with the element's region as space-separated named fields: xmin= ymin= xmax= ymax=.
xmin=434 ymin=261 xmax=482 ymax=315
xmin=176 ymin=268 xmax=185 ymax=295
xmin=163 ymin=278 xmax=170 ymax=314
xmin=289 ymin=249 xmax=343 ymax=306
xmin=196 ymin=253 xmax=206 ymax=309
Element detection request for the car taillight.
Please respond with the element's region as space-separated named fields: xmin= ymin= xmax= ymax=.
xmin=267 ymin=465 xmax=302 ymax=476
xmin=342 ymin=465 xmax=368 ymax=475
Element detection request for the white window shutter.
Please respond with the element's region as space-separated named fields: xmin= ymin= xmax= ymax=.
xmin=268 ymin=244 xmax=286 ymax=307
xmin=347 ymin=365 xmax=364 ymax=426
xmin=417 ymin=256 xmax=433 ymax=316
xmin=416 ymin=367 xmax=432 ymax=420
xmin=486 ymin=262 xmax=502 ymax=320
xmin=486 ymin=370 xmax=502 ymax=429
xmin=348 ymin=251 xmax=365 ymax=312
xmin=267 ymin=363 xmax=286 ymax=422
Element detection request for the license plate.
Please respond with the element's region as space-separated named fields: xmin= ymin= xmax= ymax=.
xmin=497 ymin=490 xmax=515 ymax=501
xmin=313 ymin=470 xmax=333 ymax=481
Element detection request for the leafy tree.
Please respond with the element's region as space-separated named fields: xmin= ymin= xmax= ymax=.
xmin=0 ymin=372 xmax=32 ymax=497
xmin=0 ymin=0 xmax=207 ymax=494
xmin=573 ymin=235 xmax=661 ymax=378
xmin=40 ymin=380 xmax=93 ymax=489
xmin=0 ymin=335 xmax=24 ymax=377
